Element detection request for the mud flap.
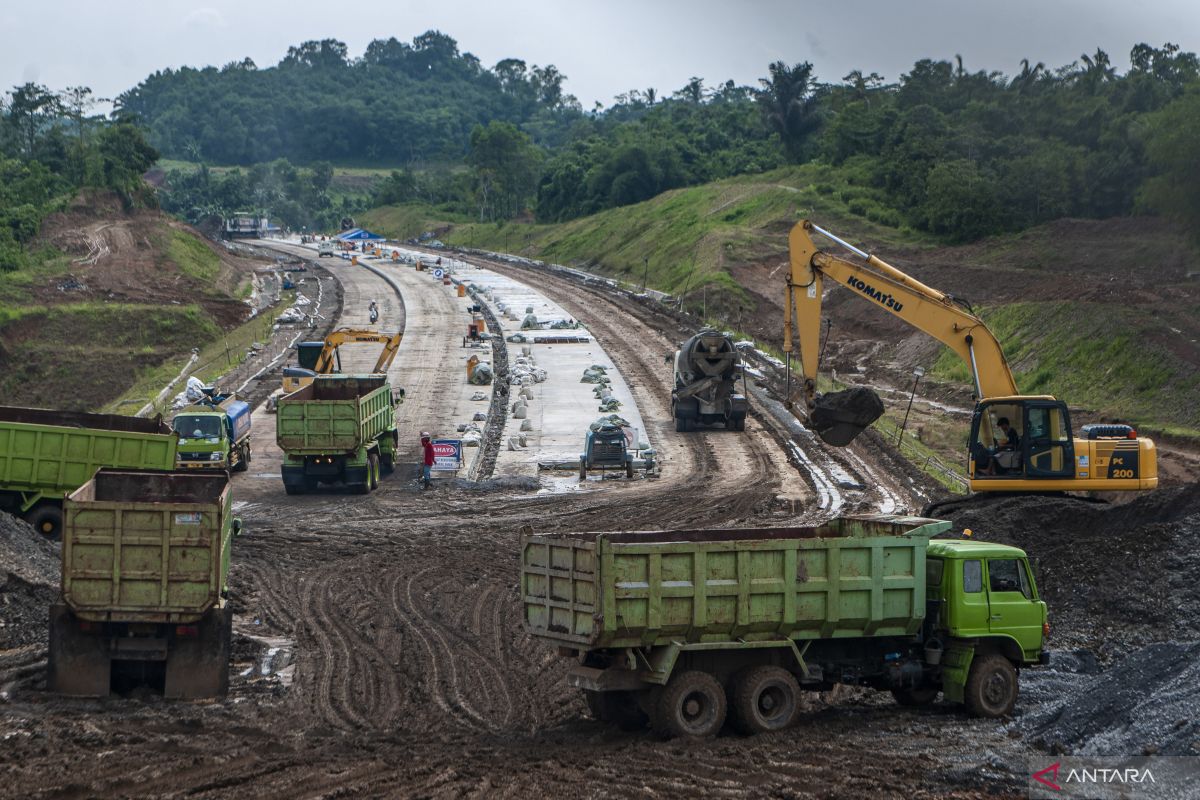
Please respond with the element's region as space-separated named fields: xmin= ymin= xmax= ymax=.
xmin=164 ymin=607 xmax=232 ymax=699
xmin=810 ymin=387 xmax=885 ymax=446
xmin=940 ymin=642 xmax=975 ymax=704
xmin=48 ymin=603 xmax=110 ymax=697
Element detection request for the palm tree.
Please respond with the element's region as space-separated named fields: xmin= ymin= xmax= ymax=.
xmin=756 ymin=61 xmax=820 ymax=163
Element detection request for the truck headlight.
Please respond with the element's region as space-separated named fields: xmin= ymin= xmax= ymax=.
xmin=210 ymin=452 xmax=223 ymax=461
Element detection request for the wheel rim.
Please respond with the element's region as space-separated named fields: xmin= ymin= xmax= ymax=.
xmin=681 ymin=690 xmax=711 ymax=728
xmin=757 ymin=684 xmax=787 ymax=720
xmin=983 ymin=670 xmax=1011 ymax=708
xmin=40 ymin=520 xmax=54 ymax=534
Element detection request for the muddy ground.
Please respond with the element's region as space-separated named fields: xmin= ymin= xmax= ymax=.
xmin=1 ymin=250 xmax=1197 ymax=798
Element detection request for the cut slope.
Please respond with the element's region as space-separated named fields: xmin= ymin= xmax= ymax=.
xmin=0 ymin=190 xmax=266 ymax=411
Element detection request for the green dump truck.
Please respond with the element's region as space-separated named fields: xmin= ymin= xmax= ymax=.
xmin=49 ymin=469 xmax=240 ymax=698
xmin=0 ymin=406 xmax=178 ymax=539
xmin=521 ymin=515 xmax=1048 ymax=738
xmin=276 ymin=375 xmax=399 ymax=494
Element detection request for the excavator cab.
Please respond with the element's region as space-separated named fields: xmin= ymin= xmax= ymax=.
xmin=969 ymin=398 xmax=1075 ymax=484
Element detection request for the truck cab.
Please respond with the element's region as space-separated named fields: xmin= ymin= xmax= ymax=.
xmin=925 ymin=539 xmax=1048 ymax=716
xmin=172 ymin=398 xmax=251 ymax=472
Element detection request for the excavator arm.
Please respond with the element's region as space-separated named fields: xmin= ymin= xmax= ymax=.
xmin=313 ymin=328 xmax=404 ymax=375
xmin=783 ymin=220 xmax=1019 ymax=414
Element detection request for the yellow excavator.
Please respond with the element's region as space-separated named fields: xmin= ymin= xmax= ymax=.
xmin=783 ymin=219 xmax=1157 ymax=494
xmin=281 ymin=328 xmax=403 ymax=394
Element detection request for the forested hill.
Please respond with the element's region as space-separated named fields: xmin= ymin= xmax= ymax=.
xmin=116 ymin=32 xmax=580 ymax=164
xmin=113 ymin=37 xmax=1200 ymax=242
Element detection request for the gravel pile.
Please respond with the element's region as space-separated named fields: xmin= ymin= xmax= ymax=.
xmin=0 ymin=514 xmax=60 ymax=649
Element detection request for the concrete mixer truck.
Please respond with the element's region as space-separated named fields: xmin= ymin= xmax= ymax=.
xmin=671 ymin=330 xmax=748 ymax=432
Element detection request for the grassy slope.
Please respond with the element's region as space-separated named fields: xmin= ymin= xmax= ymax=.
xmin=0 ymin=207 xmax=257 ymax=412
xmin=366 ymin=164 xmax=922 ymax=297
xmin=362 ymin=164 xmax=1200 ymax=436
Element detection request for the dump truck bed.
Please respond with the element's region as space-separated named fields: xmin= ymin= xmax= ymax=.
xmin=521 ymin=515 xmax=951 ymax=649
xmin=276 ymin=375 xmax=394 ymax=454
xmin=0 ymin=406 xmax=177 ymax=497
xmin=62 ymin=469 xmax=233 ymax=624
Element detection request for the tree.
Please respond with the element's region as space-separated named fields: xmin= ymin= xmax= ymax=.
xmin=281 ymin=39 xmax=349 ymax=69
xmin=1138 ymin=89 xmax=1200 ymax=234
xmin=466 ymin=121 xmax=542 ymax=220
xmin=97 ymin=123 xmax=159 ymax=200
xmin=6 ymin=83 xmax=60 ymax=157
xmin=755 ymin=62 xmax=820 ymax=162
xmin=674 ymin=77 xmax=706 ymax=104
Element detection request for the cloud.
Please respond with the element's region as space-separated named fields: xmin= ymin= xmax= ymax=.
xmin=183 ymin=8 xmax=228 ymax=29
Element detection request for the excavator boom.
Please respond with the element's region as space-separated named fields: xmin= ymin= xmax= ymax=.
xmin=313 ymin=328 xmax=403 ymax=375
xmin=785 ymin=220 xmax=1018 ymax=409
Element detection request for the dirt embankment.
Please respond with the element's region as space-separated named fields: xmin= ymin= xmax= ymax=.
xmin=0 ymin=191 xmax=276 ymax=410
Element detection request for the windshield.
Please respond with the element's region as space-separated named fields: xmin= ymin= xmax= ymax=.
xmin=173 ymin=415 xmax=222 ymax=439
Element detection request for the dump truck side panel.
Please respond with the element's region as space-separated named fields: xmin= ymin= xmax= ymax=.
xmin=522 ymin=516 xmax=948 ymax=649
xmin=0 ymin=406 xmax=177 ymax=504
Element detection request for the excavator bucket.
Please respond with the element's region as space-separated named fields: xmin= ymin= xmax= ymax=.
xmin=810 ymin=387 xmax=885 ymax=446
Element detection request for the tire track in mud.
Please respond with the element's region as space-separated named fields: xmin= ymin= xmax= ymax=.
xmin=388 ymin=566 xmax=495 ymax=732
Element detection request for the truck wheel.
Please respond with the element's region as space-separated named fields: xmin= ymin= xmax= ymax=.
xmin=233 ymin=445 xmax=250 ymax=473
xmin=164 ymin=607 xmax=232 ymax=699
xmin=730 ymin=666 xmax=800 ymax=734
xmin=625 ymin=460 xmax=634 ymax=479
xmin=584 ymin=690 xmax=649 ymax=731
xmin=730 ymin=417 xmax=746 ymax=432
xmin=652 ymin=670 xmax=726 ymax=739
xmin=891 ymin=686 xmax=940 ymax=707
xmin=25 ymin=505 xmax=63 ymax=540
xmin=675 ymin=416 xmax=687 ymax=433
xmin=368 ymin=453 xmax=380 ymax=491
xmin=579 ymin=458 xmax=587 ymax=481
xmin=48 ymin=603 xmax=110 ymax=696
xmin=380 ymin=451 xmax=395 ymax=475
xmin=964 ymin=654 xmax=1018 ymax=718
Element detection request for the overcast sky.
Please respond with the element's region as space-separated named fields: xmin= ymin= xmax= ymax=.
xmin=3 ymin=0 xmax=1199 ymax=109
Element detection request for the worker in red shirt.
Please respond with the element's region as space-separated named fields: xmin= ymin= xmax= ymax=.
xmin=420 ymin=432 xmax=434 ymax=489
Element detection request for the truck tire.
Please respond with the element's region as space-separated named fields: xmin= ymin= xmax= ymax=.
xmin=164 ymin=606 xmax=232 ymax=699
xmin=368 ymin=453 xmax=380 ymax=491
xmin=891 ymin=686 xmax=940 ymax=707
xmin=729 ymin=416 xmax=746 ymax=432
xmin=964 ymin=654 xmax=1018 ymax=718
xmin=625 ymin=460 xmax=634 ymax=479
xmin=579 ymin=458 xmax=587 ymax=481
xmin=233 ymin=444 xmax=250 ymax=473
xmin=730 ymin=666 xmax=800 ymax=734
xmin=584 ymin=690 xmax=649 ymax=731
xmin=48 ymin=603 xmax=110 ymax=696
xmin=651 ymin=670 xmax=727 ymax=739
xmin=675 ymin=416 xmax=687 ymax=433
xmin=25 ymin=504 xmax=63 ymax=540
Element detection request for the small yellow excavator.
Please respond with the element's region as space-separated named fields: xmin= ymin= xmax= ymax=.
xmin=783 ymin=219 xmax=1157 ymax=494
xmin=281 ymin=328 xmax=403 ymax=394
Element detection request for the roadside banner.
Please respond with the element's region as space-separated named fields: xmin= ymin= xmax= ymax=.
xmin=431 ymin=439 xmax=463 ymax=472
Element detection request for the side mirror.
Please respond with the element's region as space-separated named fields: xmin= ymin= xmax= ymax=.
xmin=232 ymin=518 xmax=243 ymax=537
